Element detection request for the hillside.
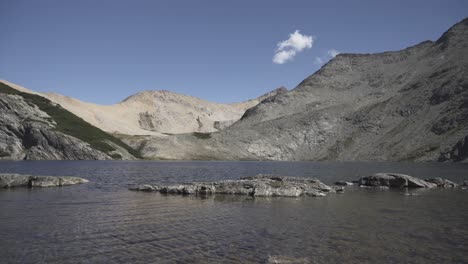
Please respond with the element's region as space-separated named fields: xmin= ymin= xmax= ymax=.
xmin=0 ymin=82 xmax=139 ymax=160
xmin=5 ymin=81 xmax=286 ymax=136
xmin=130 ymin=18 xmax=468 ymax=162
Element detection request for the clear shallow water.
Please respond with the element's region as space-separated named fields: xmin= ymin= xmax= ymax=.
xmin=0 ymin=161 xmax=467 ymax=263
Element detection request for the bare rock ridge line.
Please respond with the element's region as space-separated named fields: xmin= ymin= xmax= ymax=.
xmin=130 ymin=17 xmax=468 ymax=162
xmin=0 ymin=173 xmax=89 ymax=188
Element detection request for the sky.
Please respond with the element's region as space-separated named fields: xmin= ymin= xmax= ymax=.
xmin=0 ymin=0 xmax=467 ymax=104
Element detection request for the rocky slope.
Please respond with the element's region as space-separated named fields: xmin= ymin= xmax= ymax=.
xmin=131 ymin=18 xmax=468 ymax=162
xmin=0 ymin=82 xmax=139 ymax=160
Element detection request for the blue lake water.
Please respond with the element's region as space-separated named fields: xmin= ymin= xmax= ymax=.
xmin=0 ymin=161 xmax=467 ymax=263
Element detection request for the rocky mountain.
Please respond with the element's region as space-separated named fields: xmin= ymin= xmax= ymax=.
xmin=0 ymin=82 xmax=139 ymax=160
xmin=129 ymin=18 xmax=468 ymax=162
xmin=7 ymin=80 xmax=286 ymax=136
xmin=2 ymin=18 xmax=467 ymax=162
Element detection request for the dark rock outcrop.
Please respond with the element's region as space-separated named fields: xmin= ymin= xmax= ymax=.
xmin=0 ymin=173 xmax=89 ymax=188
xmin=130 ymin=174 xmax=336 ymax=197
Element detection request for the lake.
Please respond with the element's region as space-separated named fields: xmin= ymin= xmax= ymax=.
xmin=0 ymin=161 xmax=467 ymax=263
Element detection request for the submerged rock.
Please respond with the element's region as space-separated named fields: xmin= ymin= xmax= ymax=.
xmin=335 ymin=181 xmax=354 ymax=186
xmin=268 ymin=255 xmax=309 ymax=264
xmin=0 ymin=173 xmax=88 ymax=188
xmin=425 ymin=177 xmax=459 ymax=188
xmin=130 ymin=174 xmax=336 ymax=197
xmin=358 ymin=173 xmax=440 ymax=188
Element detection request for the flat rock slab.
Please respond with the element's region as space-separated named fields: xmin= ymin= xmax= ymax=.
xmin=130 ymin=174 xmax=337 ymax=197
xmin=359 ymin=173 xmax=441 ymax=188
xmin=0 ymin=173 xmax=89 ymax=188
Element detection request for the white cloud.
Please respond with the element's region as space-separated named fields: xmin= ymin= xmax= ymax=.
xmin=273 ymin=30 xmax=314 ymax=64
xmin=327 ymin=49 xmax=340 ymax=58
xmin=315 ymin=48 xmax=340 ymax=65
xmin=273 ymin=50 xmax=297 ymax=64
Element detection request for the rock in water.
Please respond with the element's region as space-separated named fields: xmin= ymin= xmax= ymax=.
xmin=358 ymin=173 xmax=438 ymax=188
xmin=130 ymin=174 xmax=335 ymax=197
xmin=0 ymin=173 xmax=88 ymax=188
xmin=424 ymin=177 xmax=459 ymax=188
xmin=335 ymin=181 xmax=354 ymax=186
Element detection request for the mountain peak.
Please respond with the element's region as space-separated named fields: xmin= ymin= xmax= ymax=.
xmin=435 ymin=17 xmax=468 ymax=48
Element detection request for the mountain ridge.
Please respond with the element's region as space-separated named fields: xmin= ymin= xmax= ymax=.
xmin=1 ymin=18 xmax=466 ymax=161
xmin=0 ymin=80 xmax=286 ymax=136
xmin=127 ymin=17 xmax=468 ymax=162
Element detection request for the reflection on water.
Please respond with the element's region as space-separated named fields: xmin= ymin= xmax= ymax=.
xmin=0 ymin=161 xmax=467 ymax=263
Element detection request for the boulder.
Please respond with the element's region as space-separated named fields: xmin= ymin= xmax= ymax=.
xmin=358 ymin=173 xmax=437 ymax=188
xmin=0 ymin=174 xmax=30 ymax=188
xmin=0 ymin=173 xmax=88 ymax=188
xmin=130 ymin=184 xmax=158 ymax=192
xmin=424 ymin=177 xmax=458 ymax=188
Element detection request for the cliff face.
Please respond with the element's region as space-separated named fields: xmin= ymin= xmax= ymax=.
xmin=0 ymin=83 xmax=138 ymax=160
xmin=132 ymin=18 xmax=468 ymax=162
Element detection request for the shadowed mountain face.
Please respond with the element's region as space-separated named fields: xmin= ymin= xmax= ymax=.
xmin=132 ymin=18 xmax=468 ymax=162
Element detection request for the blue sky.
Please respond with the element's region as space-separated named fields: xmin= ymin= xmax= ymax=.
xmin=0 ymin=0 xmax=467 ymax=104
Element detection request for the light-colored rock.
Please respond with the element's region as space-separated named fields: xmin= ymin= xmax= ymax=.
xmin=268 ymin=255 xmax=309 ymax=264
xmin=358 ymin=173 xmax=438 ymax=188
xmin=0 ymin=173 xmax=88 ymax=188
xmin=130 ymin=174 xmax=333 ymax=197
xmin=424 ymin=177 xmax=459 ymax=188
xmin=0 ymin=174 xmax=31 ymax=188
xmin=3 ymin=80 xmax=286 ymax=136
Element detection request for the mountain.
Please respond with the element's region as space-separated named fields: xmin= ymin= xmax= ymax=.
xmin=0 ymin=79 xmax=285 ymax=160
xmin=2 ymin=18 xmax=467 ymax=162
xmin=0 ymin=82 xmax=140 ymax=160
xmin=25 ymin=85 xmax=286 ymax=136
xmin=129 ymin=18 xmax=468 ymax=162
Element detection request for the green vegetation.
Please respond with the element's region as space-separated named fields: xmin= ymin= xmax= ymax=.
xmin=192 ymin=132 xmax=212 ymax=139
xmin=0 ymin=82 xmax=142 ymax=159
